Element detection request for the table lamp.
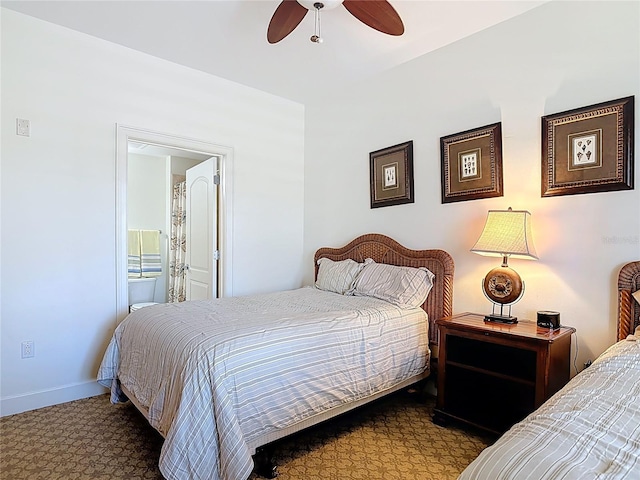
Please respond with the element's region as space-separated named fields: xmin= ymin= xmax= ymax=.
xmin=471 ymin=207 xmax=538 ymax=323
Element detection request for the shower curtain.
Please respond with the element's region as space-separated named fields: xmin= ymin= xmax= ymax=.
xmin=168 ymin=181 xmax=187 ymax=302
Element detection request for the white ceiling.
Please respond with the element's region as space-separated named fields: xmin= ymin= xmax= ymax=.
xmin=2 ymin=0 xmax=549 ymax=104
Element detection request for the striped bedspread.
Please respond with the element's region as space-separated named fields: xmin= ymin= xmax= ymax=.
xmin=97 ymin=287 xmax=429 ymax=480
xmin=459 ymin=335 xmax=640 ymax=480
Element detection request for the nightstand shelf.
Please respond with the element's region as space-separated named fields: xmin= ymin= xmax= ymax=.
xmin=433 ymin=312 xmax=575 ymax=435
xmin=445 ymin=360 xmax=536 ymax=387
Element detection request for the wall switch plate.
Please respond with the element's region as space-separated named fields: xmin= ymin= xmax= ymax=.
xmin=21 ymin=341 xmax=35 ymax=358
xmin=16 ymin=118 xmax=30 ymax=137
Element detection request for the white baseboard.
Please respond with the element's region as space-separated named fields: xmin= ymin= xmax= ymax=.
xmin=0 ymin=381 xmax=108 ymax=417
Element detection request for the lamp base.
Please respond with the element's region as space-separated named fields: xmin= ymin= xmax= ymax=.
xmin=484 ymin=313 xmax=518 ymax=324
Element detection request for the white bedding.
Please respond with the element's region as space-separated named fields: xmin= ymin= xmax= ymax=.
xmin=97 ymin=287 xmax=430 ymax=480
xmin=459 ymin=335 xmax=640 ymax=480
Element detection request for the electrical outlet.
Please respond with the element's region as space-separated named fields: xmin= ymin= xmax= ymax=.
xmin=16 ymin=118 xmax=30 ymax=137
xmin=21 ymin=341 xmax=35 ymax=358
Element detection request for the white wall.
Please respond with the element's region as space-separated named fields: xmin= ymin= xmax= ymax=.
xmin=304 ymin=1 xmax=640 ymax=367
xmin=128 ymin=153 xmax=168 ymax=230
xmin=171 ymin=155 xmax=204 ymax=178
xmin=128 ymin=153 xmax=169 ymax=304
xmin=0 ymin=9 xmax=305 ymax=415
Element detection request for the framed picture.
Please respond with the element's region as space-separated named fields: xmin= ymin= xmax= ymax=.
xmin=440 ymin=122 xmax=503 ymax=204
xmin=369 ymin=141 xmax=414 ymax=208
xmin=541 ymin=96 xmax=634 ymax=197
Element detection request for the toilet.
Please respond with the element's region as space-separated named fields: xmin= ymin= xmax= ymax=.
xmin=130 ymin=302 xmax=157 ymax=312
xmin=128 ymin=277 xmax=159 ymax=312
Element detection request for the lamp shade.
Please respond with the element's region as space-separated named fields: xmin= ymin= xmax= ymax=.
xmin=471 ymin=208 xmax=538 ymax=260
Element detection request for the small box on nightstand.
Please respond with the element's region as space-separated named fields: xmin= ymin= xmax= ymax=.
xmin=537 ymin=311 xmax=560 ymax=329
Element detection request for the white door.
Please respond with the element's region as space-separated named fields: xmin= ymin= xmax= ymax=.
xmin=185 ymin=158 xmax=218 ymax=300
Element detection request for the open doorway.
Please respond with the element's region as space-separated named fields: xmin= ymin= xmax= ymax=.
xmin=116 ymin=125 xmax=234 ymax=323
xmin=127 ymin=143 xmax=215 ymax=310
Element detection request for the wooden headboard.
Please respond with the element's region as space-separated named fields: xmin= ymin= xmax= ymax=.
xmin=314 ymin=233 xmax=454 ymax=346
xmin=618 ymin=261 xmax=640 ymax=341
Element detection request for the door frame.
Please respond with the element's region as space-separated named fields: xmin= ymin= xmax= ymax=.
xmin=116 ymin=124 xmax=234 ymax=323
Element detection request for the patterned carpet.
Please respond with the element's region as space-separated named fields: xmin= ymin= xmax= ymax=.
xmin=0 ymin=389 xmax=494 ymax=480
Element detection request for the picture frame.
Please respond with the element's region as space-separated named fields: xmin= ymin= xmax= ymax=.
xmin=369 ymin=140 xmax=414 ymax=208
xmin=440 ymin=122 xmax=503 ymax=204
xmin=541 ymin=96 xmax=634 ymax=197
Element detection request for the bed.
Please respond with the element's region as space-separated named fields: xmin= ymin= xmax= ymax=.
xmin=97 ymin=233 xmax=454 ymax=480
xmin=458 ymin=260 xmax=640 ymax=480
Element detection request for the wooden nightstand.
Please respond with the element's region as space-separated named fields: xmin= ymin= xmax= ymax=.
xmin=433 ymin=312 xmax=575 ymax=434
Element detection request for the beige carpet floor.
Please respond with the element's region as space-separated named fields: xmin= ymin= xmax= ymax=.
xmin=0 ymin=389 xmax=494 ymax=480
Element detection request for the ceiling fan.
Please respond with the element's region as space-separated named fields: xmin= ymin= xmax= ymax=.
xmin=267 ymin=0 xmax=404 ymax=44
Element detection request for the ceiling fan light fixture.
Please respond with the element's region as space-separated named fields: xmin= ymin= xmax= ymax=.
xmin=267 ymin=0 xmax=404 ymax=44
xmin=310 ymin=2 xmax=324 ymax=43
xmin=298 ymin=0 xmax=343 ymax=11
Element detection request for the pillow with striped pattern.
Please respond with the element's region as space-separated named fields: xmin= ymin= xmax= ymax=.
xmin=353 ymin=260 xmax=435 ymax=309
xmin=315 ymin=258 xmax=370 ymax=295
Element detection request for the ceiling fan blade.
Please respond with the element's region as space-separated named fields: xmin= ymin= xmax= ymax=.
xmin=342 ymin=0 xmax=404 ymax=36
xmin=267 ymin=0 xmax=309 ymax=44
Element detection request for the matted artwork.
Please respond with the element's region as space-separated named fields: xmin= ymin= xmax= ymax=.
xmin=440 ymin=122 xmax=503 ymax=204
xmin=369 ymin=141 xmax=414 ymax=208
xmin=541 ymin=96 xmax=634 ymax=197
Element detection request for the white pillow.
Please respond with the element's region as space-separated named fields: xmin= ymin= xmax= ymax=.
xmin=315 ymin=258 xmax=369 ymax=295
xmin=632 ymin=289 xmax=640 ymax=305
xmin=353 ymin=260 xmax=435 ymax=309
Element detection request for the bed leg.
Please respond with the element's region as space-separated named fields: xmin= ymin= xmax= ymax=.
xmin=408 ymin=378 xmax=433 ymax=402
xmin=254 ymin=447 xmax=278 ymax=479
